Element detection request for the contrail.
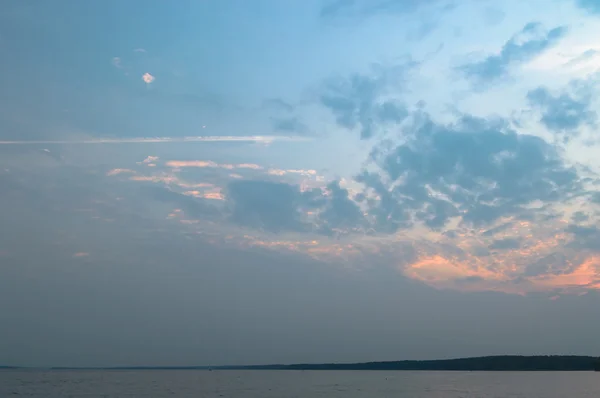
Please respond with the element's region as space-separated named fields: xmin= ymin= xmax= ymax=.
xmin=0 ymin=135 xmax=311 ymax=145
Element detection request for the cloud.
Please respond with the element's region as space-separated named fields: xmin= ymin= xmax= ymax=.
xmin=271 ymin=117 xmax=308 ymax=134
xmin=571 ymin=211 xmax=589 ymax=222
xmin=564 ymin=49 xmax=600 ymax=69
xmin=263 ymin=98 xmax=295 ymax=112
xmin=361 ymin=112 xmax=581 ymax=232
xmin=482 ymin=7 xmax=505 ymax=25
xmin=526 ymin=82 xmax=597 ymax=136
xmin=0 ymin=136 xmax=311 ymax=145
xmin=320 ymin=0 xmax=355 ymax=17
xmin=143 ymin=185 xmax=219 ymax=219
xmin=319 ymin=0 xmax=453 ymax=42
xmin=458 ymin=22 xmax=568 ymax=84
xmin=225 ymin=178 xmax=369 ymax=236
xmin=575 ymin=0 xmax=600 ymax=14
xmin=165 ymin=160 xmax=262 ymax=170
xmin=138 ymin=156 xmax=159 ymax=167
xmin=106 ymin=168 xmax=136 ymax=176
xmin=489 ymin=238 xmax=521 ymax=250
xmin=111 ymin=57 xmax=122 ymax=68
xmin=317 ymin=181 xmax=367 ymax=234
xmin=566 ymin=224 xmax=600 ymax=250
xmin=142 ymin=72 xmax=155 ymax=84
xmin=264 ymin=98 xmax=309 ymax=135
xmin=320 ymin=0 xmax=449 ymax=19
xmin=320 ymin=63 xmax=414 ymax=139
xmin=227 ymin=180 xmax=312 ymax=233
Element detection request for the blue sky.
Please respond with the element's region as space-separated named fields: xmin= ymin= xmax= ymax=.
xmin=2 ymin=0 xmax=600 ymax=367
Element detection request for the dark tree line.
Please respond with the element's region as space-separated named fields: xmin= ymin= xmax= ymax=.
xmin=235 ymin=356 xmax=600 ymax=371
xmin=7 ymin=355 xmax=600 ymax=372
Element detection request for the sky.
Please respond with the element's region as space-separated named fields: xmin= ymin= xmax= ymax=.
xmin=1 ymin=0 xmax=600 ymax=367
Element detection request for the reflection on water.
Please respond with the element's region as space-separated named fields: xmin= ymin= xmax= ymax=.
xmin=1 ymin=370 xmax=600 ymax=398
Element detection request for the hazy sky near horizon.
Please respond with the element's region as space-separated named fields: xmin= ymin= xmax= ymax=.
xmin=2 ymin=0 xmax=600 ymax=367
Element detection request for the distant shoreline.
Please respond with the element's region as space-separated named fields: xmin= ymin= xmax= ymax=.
xmin=3 ymin=355 xmax=600 ymax=371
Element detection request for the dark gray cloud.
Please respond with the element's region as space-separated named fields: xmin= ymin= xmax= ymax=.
xmin=566 ymin=224 xmax=600 ymax=250
xmin=527 ymin=84 xmax=596 ymax=135
xmin=362 ymin=112 xmax=581 ymax=231
xmin=522 ymin=252 xmax=573 ymax=277
xmin=591 ymin=191 xmax=600 ymax=203
xmin=576 ymin=0 xmax=600 ymax=14
xmin=225 ymin=179 xmax=367 ymax=235
xmin=318 ymin=181 xmax=367 ymax=234
xmin=227 ymin=180 xmax=310 ymax=233
xmin=482 ymin=222 xmax=513 ymax=236
xmin=571 ymin=211 xmax=589 ymax=223
xmin=458 ymin=22 xmax=567 ymax=84
xmin=355 ymin=170 xmax=411 ymax=233
xmin=489 ymin=238 xmax=521 ymax=250
xmin=320 ymin=65 xmax=413 ymax=139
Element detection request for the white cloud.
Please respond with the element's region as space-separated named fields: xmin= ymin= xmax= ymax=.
xmin=0 ymin=136 xmax=310 ymax=145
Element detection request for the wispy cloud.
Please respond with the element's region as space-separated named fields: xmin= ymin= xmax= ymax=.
xmin=458 ymin=22 xmax=568 ymax=84
xmin=106 ymin=168 xmax=136 ymax=176
xmin=320 ymin=0 xmax=449 ymax=19
xmin=111 ymin=57 xmax=122 ymax=68
xmin=165 ymin=160 xmax=263 ymax=170
xmin=0 ymin=136 xmax=312 ymax=145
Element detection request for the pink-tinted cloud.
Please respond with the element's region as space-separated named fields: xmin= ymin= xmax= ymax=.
xmin=142 ymin=72 xmax=155 ymax=84
xmin=106 ymin=168 xmax=136 ymax=176
xmin=165 ymin=160 xmax=262 ymax=170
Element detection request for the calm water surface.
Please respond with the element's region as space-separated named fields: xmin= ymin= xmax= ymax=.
xmin=1 ymin=370 xmax=599 ymax=397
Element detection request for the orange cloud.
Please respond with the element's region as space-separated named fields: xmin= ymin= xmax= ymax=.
xmin=399 ymin=222 xmax=600 ymax=295
xmin=529 ymin=257 xmax=600 ymax=291
xmin=183 ymin=189 xmax=224 ymax=200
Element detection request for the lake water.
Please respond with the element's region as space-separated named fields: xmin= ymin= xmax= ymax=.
xmin=1 ymin=370 xmax=599 ymax=397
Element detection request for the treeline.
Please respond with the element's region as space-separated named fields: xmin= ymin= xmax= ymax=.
xmin=5 ymin=356 xmax=600 ymax=371
xmin=232 ymin=356 xmax=600 ymax=371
